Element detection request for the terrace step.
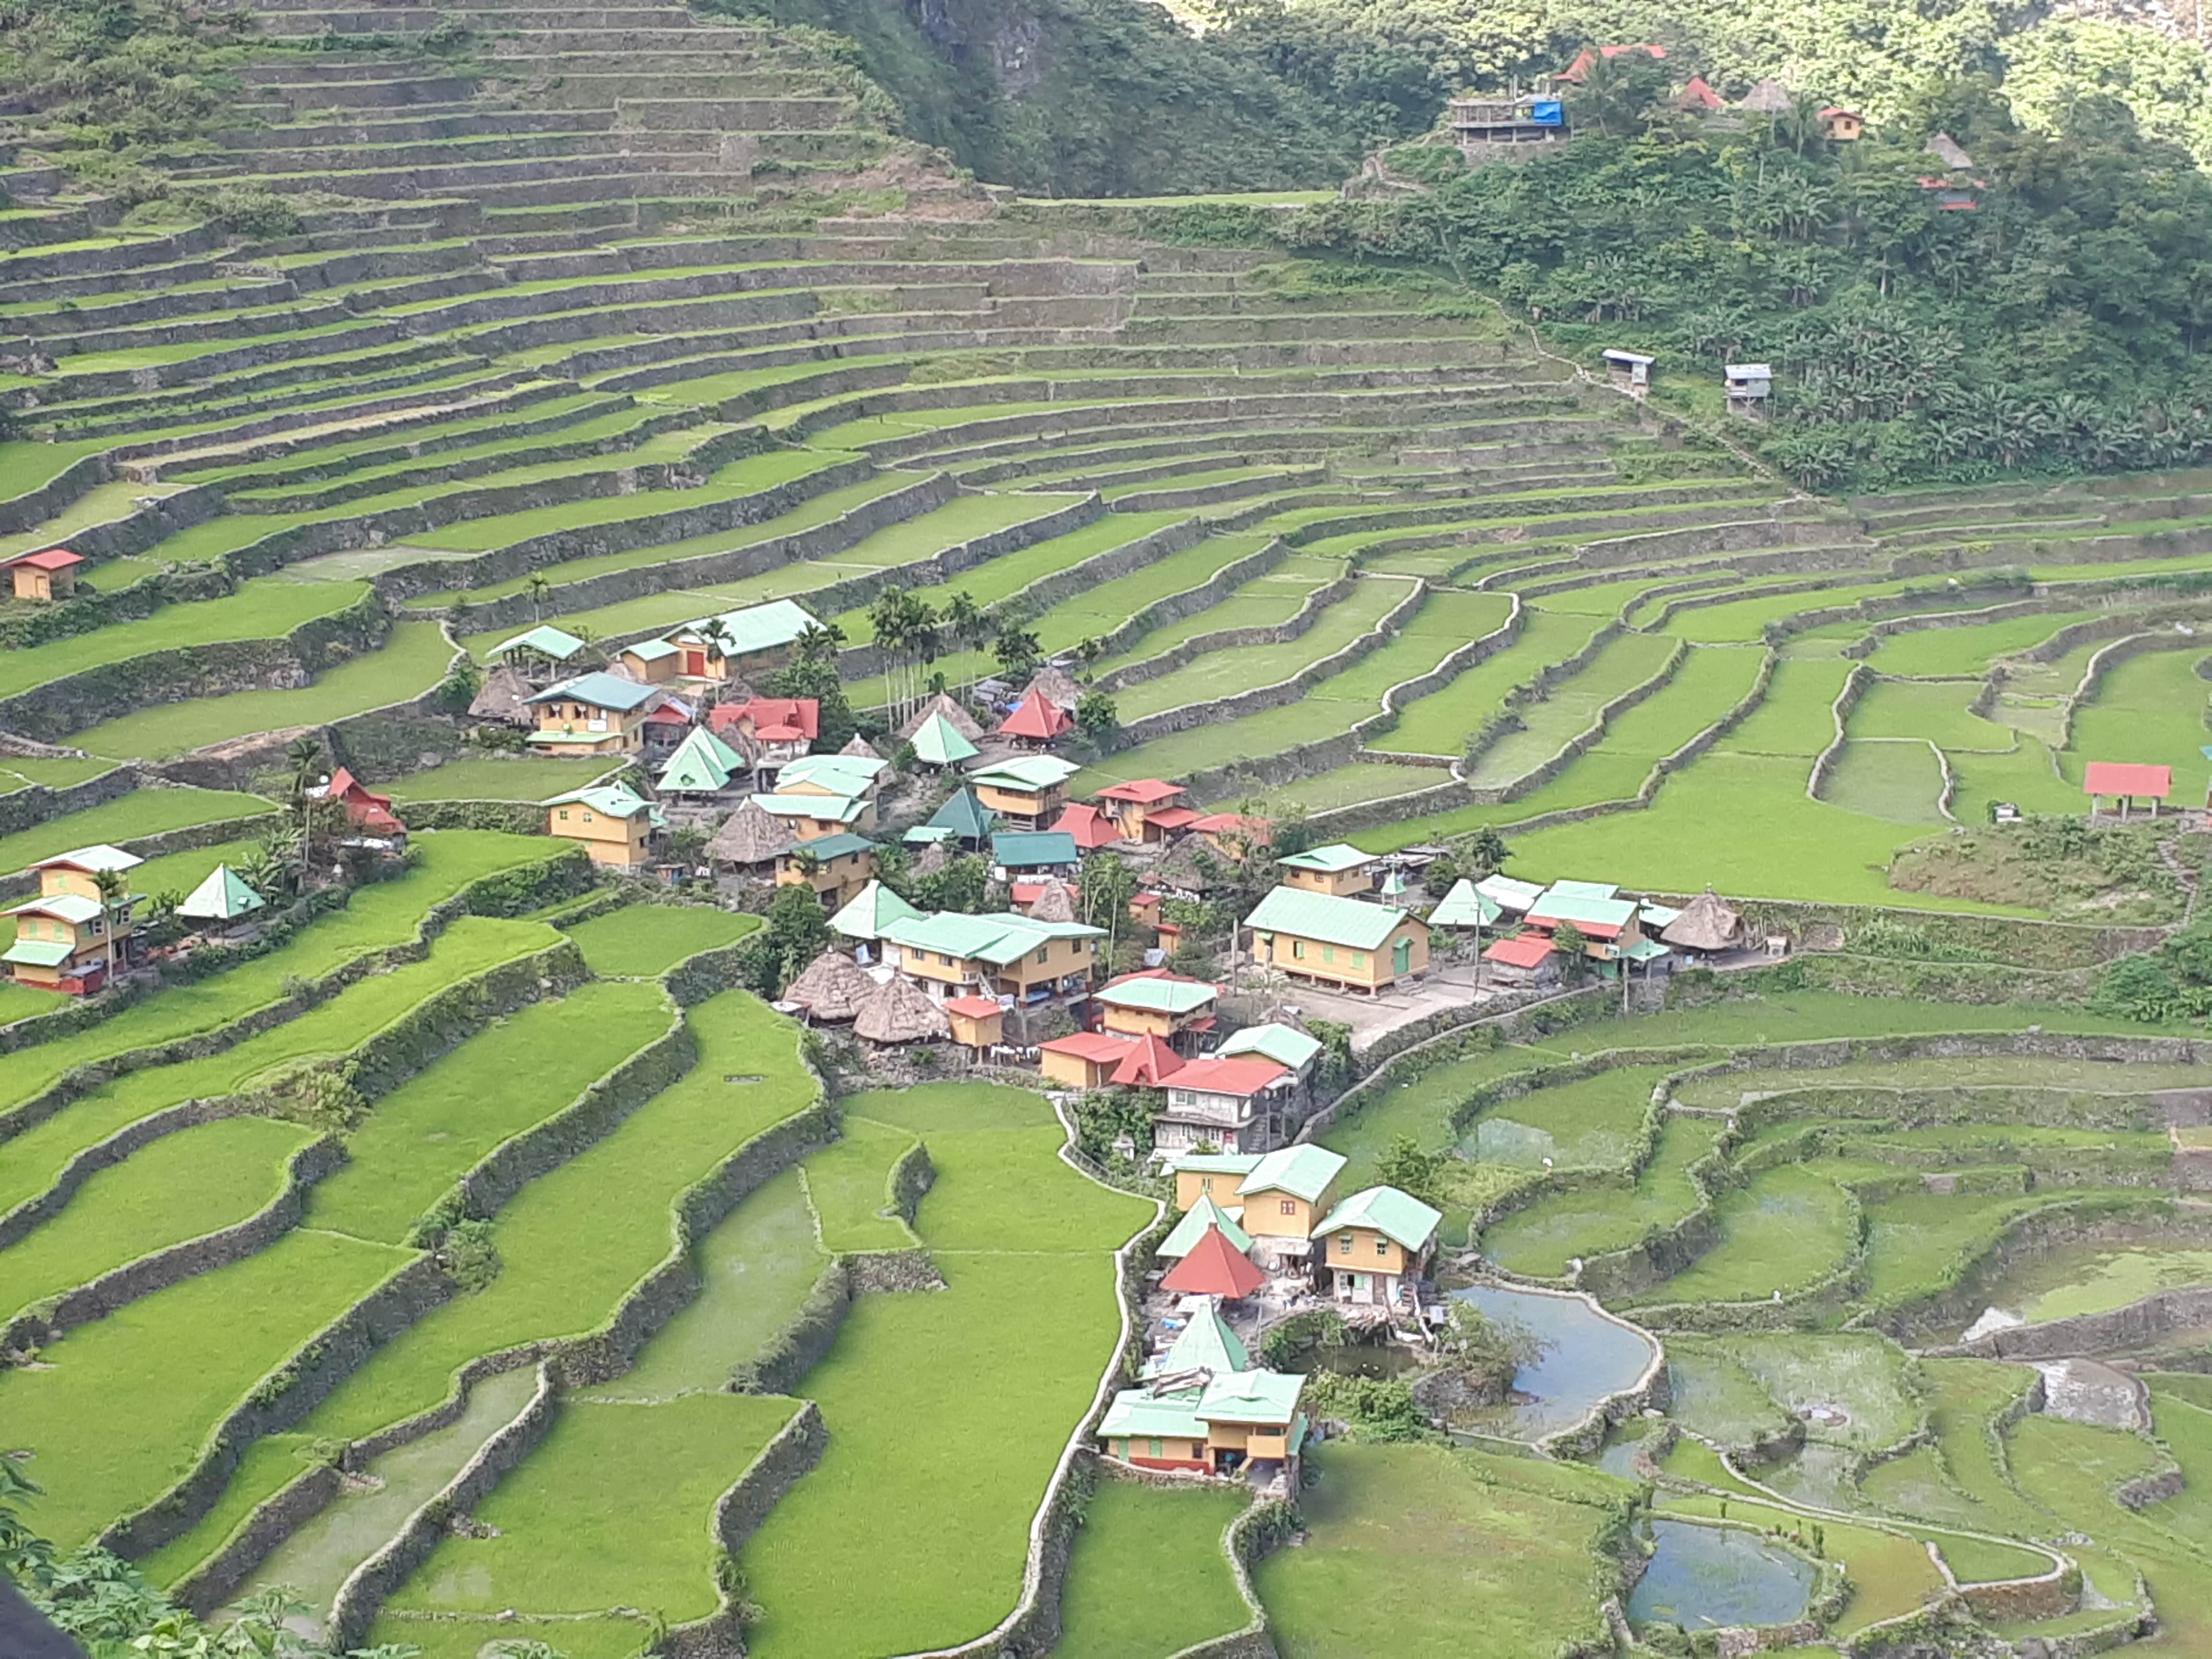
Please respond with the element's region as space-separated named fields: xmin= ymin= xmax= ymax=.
xmin=253 ymin=76 xmax=484 ymax=109
xmin=0 ymin=277 xmax=300 ymax=336
xmin=24 ymin=345 xmax=491 ymax=435
xmin=108 ymin=372 xmax=556 ymax=466
xmin=215 ymin=109 xmax=622 ymax=147
xmin=253 ymin=6 xmax=705 ymax=25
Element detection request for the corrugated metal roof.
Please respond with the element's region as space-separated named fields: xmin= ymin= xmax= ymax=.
xmin=1244 ymin=886 xmax=1422 ymax=950
xmin=1218 ymin=1023 xmax=1323 ymax=1071
xmin=1159 ymin=1199 xmax=1252 ymax=1262
xmin=1429 ymin=878 xmax=1500 ymax=928
xmin=1237 ymin=1143 xmax=1346 ymax=1202
xmin=672 ymin=597 xmax=817 ymax=656
xmin=992 ymin=830 xmax=1080 ymax=868
xmin=968 ymin=755 xmax=1080 ymax=791
xmin=1276 ymin=842 xmax=1375 ymax=873
xmin=1096 ymin=975 xmax=1216 ymax=1014
xmin=527 ymin=672 xmax=660 ymax=712
xmin=492 ymin=625 xmax=587 ymax=660
xmin=1312 ymin=1184 xmax=1443 ymax=1251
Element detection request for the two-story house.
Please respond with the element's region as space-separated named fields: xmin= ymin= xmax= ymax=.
xmin=775 ymin=832 xmax=879 ymax=911
xmin=1244 ymin=887 xmax=1431 ymax=994
xmin=543 ymin=783 xmax=664 ymax=869
xmin=5 ymin=844 xmax=144 ymax=993
xmin=1094 ymin=779 xmax=1200 ymax=844
xmin=1310 ymin=1185 xmax=1444 ymax=1310
xmin=526 ymin=672 xmax=661 ymax=758
xmin=967 ymin=756 xmax=1080 ymax=831
xmin=707 ymin=697 xmax=818 ymax=768
xmin=1095 ymin=971 xmax=1219 ymax=1048
xmin=1275 ymin=842 xmax=1380 ymax=896
xmin=1156 ymin=1056 xmax=1297 ymax=1154
xmin=881 ymin=911 xmax=1106 ymax=1005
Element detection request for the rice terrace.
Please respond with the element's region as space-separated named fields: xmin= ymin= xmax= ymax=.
xmin=8 ymin=0 xmax=2212 ymax=1656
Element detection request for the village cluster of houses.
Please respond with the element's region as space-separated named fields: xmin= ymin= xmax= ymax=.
xmin=1097 ymin=1144 xmax=1445 ymax=1491
xmin=2 ymin=842 xmax=275 ymax=994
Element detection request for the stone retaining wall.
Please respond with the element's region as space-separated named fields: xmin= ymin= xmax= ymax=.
xmin=1097 ymin=571 xmax=1358 ymax=694
xmin=1117 ymin=577 xmax=1427 ymax=748
xmin=103 ymin=1254 xmax=457 ymax=1560
xmin=1 ymin=1134 xmax=345 ymax=1354
xmin=0 ymin=592 xmax=392 ymax=744
xmin=0 ymin=761 xmax=139 ymax=836
xmin=660 ymin=1402 xmax=831 ymax=1659
xmin=391 ymin=452 xmax=898 ymax=615
xmin=173 ymin=1462 xmax=344 ymax=1619
xmin=1805 ymin=662 xmax=1872 ymax=805
xmin=1469 ymin=636 xmax=1689 ymax=807
xmin=326 ymin=1362 xmax=559 ymax=1652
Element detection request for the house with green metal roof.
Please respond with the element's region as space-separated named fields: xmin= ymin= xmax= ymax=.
xmin=1217 ymin=1023 xmax=1323 ymax=1077
xmin=543 ymin=783 xmax=665 ymax=870
xmin=917 ymin=786 xmax=996 ymax=849
xmin=1244 ymin=885 xmax=1431 ymax=994
xmin=1311 ymin=1184 xmax=1444 ymax=1312
xmin=1098 ymin=1363 xmax=1308 ymax=1478
xmin=1158 ymin=1196 xmax=1253 ymax=1262
xmin=1169 ymin=1150 xmax=1262 ymax=1212
xmin=1275 ymin=842 xmax=1380 ymax=897
xmin=880 ymin=909 xmax=1105 ymax=1003
xmin=908 ymin=709 xmax=980 ymax=769
xmin=656 ymin=725 xmax=743 ymax=797
xmin=989 ymin=830 xmax=1080 ymax=876
xmin=778 ymin=751 xmax=890 ymax=801
xmin=775 ymin=830 xmax=879 ymax=912
xmin=753 ymin=792 xmax=873 ymax=836
xmin=1476 ymin=873 xmax=1544 ymax=914
xmin=1231 ymin=1143 xmax=1348 ymax=1249
xmin=1526 ymin=886 xmax=1646 ymax=963
xmin=525 ymin=672 xmax=662 ymax=758
xmin=967 ymin=754 xmax=1080 ymax=829
xmin=1429 ymin=878 xmax=1500 ymax=930
xmin=664 ymin=598 xmax=818 ymax=682
xmin=828 ymin=878 xmax=923 ymax=947
xmin=492 ymin=625 xmax=589 ymax=666
xmin=176 ymin=865 xmax=265 ymax=930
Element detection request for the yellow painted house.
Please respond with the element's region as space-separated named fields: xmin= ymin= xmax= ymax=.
xmin=1312 ymin=1185 xmax=1444 ymax=1309
xmin=879 ymin=910 xmax=1105 ymax=1003
xmin=544 ymin=784 xmax=665 ymax=869
xmin=774 ymin=832 xmax=878 ymax=909
xmin=1244 ymin=886 xmax=1430 ymax=994
xmin=967 ymin=755 xmax=1080 ymax=831
xmin=1275 ymin=842 xmax=1380 ymax=897
xmin=4 ymin=843 xmax=143 ymax=994
xmin=525 ymin=672 xmax=661 ymax=758
xmin=1168 ymin=1144 xmax=1347 ymax=1241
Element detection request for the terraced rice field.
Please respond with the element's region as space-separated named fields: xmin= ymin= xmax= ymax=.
xmin=3 ymin=16 xmax=2212 ymax=1656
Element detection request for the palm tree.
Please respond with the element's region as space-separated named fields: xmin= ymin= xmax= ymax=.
xmin=795 ymin=621 xmax=845 ymax=664
xmin=524 ymin=573 xmax=551 ymax=622
xmin=286 ymin=734 xmax=324 ymax=889
xmin=90 ymin=866 xmax=127 ymax=983
xmin=942 ymin=589 xmax=985 ymax=689
xmin=698 ymin=617 xmax=736 ymax=677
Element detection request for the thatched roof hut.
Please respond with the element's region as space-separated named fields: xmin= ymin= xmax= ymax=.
xmin=1027 ymin=876 xmax=1078 ymax=924
xmin=1659 ymin=887 xmax=1746 ymax=953
xmin=708 ymin=797 xmax=796 ymax=868
xmin=468 ymin=664 xmax=535 ymax=726
xmin=786 ymin=950 xmax=876 ymax=1022
xmin=896 ymin=692 xmax=985 ymax=744
xmin=841 ymin=734 xmax=883 ymax=760
xmin=853 ymin=974 xmax=951 ymax=1046
xmin=913 ymin=838 xmax=952 ymax=877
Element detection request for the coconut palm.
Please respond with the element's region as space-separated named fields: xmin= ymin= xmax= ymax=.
xmin=523 ymin=572 xmax=551 ymax=622
xmin=90 ymin=866 xmax=128 ymax=982
xmin=285 ymin=734 xmax=325 ymax=888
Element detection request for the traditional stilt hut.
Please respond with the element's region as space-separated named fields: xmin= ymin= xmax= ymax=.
xmin=896 ymin=692 xmax=985 ymax=746
xmin=785 ymin=950 xmax=876 ymax=1023
xmin=853 ymin=973 xmax=952 ymax=1047
xmin=467 ymin=664 xmax=537 ymax=728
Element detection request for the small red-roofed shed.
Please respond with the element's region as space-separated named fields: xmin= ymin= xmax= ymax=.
xmin=1054 ymin=802 xmax=1122 ymax=851
xmin=324 ymin=768 xmax=402 ymax=835
xmin=2085 ymin=762 xmax=2174 ymax=820
xmin=6 ymin=547 xmax=84 ymax=602
xmin=1161 ymin=1224 xmax=1268 ymax=1299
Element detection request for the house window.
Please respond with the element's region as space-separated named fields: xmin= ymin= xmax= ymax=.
xmin=1351 ymin=952 xmax=1366 ymax=969
xmin=1201 ymin=1176 xmax=1214 ymax=1193
xmin=558 ymin=810 xmax=569 ymax=820
xmin=1191 ymin=1442 xmax=1205 ymax=1459
xmin=1322 ymin=945 xmax=1335 ymax=964
xmin=1147 ymin=1438 xmax=1163 ymax=1458
xmin=1337 ymin=1235 xmax=1353 ymax=1255
xmin=1280 ymin=1200 xmax=1295 ymax=1216
xmin=1291 ymin=939 xmax=1306 ymax=960
xmin=1035 ymin=948 xmax=1048 ymax=964
xmin=1376 ymin=1238 xmax=1390 ymax=1257
xmin=938 ymin=953 xmax=953 ymax=966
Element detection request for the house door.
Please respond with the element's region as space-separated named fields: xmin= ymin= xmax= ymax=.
xmin=1393 ymin=937 xmax=1412 ymax=976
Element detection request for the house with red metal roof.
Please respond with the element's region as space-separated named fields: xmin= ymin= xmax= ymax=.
xmin=1096 ymin=778 xmax=1199 ymax=843
xmin=1157 ymin=1054 xmax=1297 ymax=1155
xmin=1052 ymin=801 xmax=1122 ymax=851
xmin=1110 ymin=1033 xmax=1185 ymax=1088
xmin=4 ymin=547 xmax=84 ymax=602
xmin=1161 ymin=1224 xmax=1268 ymax=1299
xmin=320 ymin=768 xmax=403 ymax=837
xmin=998 ymin=686 xmax=1073 ymax=747
xmin=708 ymin=697 xmax=819 ymax=767
xmin=2084 ymin=762 xmax=2173 ymax=819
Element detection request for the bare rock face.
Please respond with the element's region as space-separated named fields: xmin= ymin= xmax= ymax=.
xmin=2034 ymin=1357 xmax=2148 ymax=1431
xmin=1409 ymin=1363 xmax=1508 ymax=1417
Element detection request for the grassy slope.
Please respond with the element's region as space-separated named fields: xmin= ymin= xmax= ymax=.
xmin=557 ymin=904 xmax=758 ymax=979
xmin=1056 ymin=1479 xmax=1252 ymax=1659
